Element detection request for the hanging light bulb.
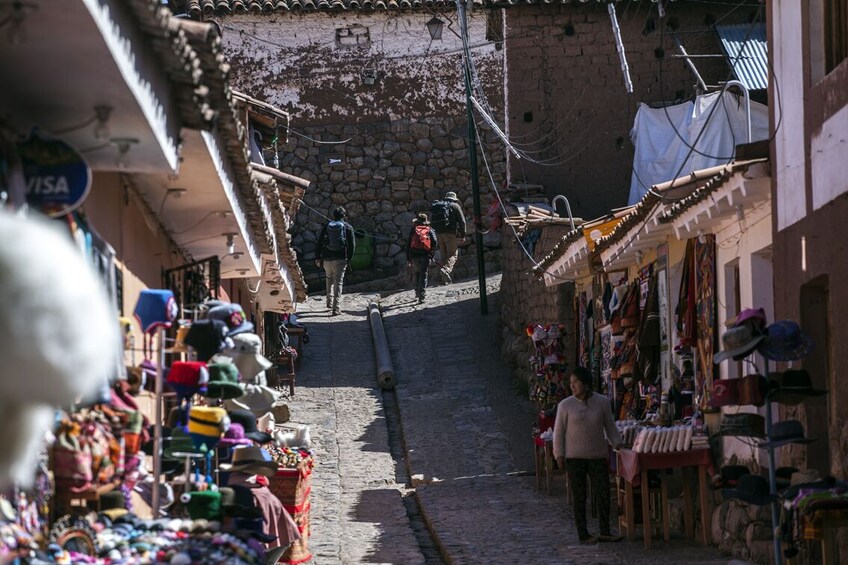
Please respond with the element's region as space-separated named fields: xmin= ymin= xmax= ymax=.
xmin=223 ymin=233 xmax=236 ymax=255
xmin=93 ymin=105 xmax=112 ymax=140
xmin=112 ymin=138 xmax=138 ymax=170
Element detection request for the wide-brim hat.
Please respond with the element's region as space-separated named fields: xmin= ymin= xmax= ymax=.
xmin=758 ymin=320 xmax=814 ymax=362
xmin=204 ymin=362 xmax=244 ymax=400
xmin=714 ymin=412 xmax=766 ymax=438
xmin=444 ymin=191 xmax=459 ymax=202
xmin=216 ymin=352 xmax=272 ymax=383
xmin=722 ymin=474 xmax=776 ymax=505
xmin=768 ymin=369 xmax=827 ymax=405
xmin=219 ymin=445 xmax=278 ymax=477
xmin=714 ymin=465 xmax=750 ymax=489
xmin=207 ymin=304 xmax=254 ymax=337
xmin=776 ymin=466 xmax=800 ymax=489
xmin=227 ymin=408 xmax=273 ymax=444
xmin=225 ymin=386 xmax=278 ymax=417
xmin=759 ymin=419 xmax=816 ymax=448
xmin=714 ymin=324 xmax=767 ymax=364
xmin=707 ymin=379 xmax=740 ymax=408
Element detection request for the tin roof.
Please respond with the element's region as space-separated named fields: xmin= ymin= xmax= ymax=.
xmin=715 ymin=22 xmax=768 ymax=91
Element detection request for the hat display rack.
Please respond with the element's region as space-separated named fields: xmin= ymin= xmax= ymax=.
xmin=713 ymin=312 xmax=819 ymax=565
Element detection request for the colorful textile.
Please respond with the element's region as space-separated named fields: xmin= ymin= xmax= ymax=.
xmin=695 ymin=235 xmax=717 ymax=411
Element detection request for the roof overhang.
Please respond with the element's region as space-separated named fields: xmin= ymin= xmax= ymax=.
xmin=599 ymin=204 xmax=673 ymax=271
xmin=0 ymin=0 xmax=183 ymax=172
xmin=131 ymin=128 xmax=263 ymax=276
xmin=661 ymin=160 xmax=770 ymax=239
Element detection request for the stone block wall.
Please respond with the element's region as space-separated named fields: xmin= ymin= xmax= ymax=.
xmin=498 ymin=222 xmax=574 ymax=382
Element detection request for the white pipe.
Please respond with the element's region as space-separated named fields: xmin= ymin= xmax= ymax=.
xmin=551 ymin=194 xmax=576 ymax=231
xmin=608 ymin=3 xmax=633 ymax=94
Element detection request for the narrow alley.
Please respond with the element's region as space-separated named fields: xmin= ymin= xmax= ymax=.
xmin=287 ymin=275 xmax=729 ymax=565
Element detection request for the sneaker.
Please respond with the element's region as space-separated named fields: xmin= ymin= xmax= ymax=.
xmin=579 ymin=535 xmax=598 ymax=545
xmin=597 ymin=534 xmax=622 ymax=542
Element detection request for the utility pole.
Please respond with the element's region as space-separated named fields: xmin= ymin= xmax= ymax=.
xmin=456 ymin=0 xmax=488 ymax=315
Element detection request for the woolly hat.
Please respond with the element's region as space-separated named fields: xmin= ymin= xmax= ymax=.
xmin=219 ymin=423 xmax=253 ymax=450
xmin=187 ymin=406 xmax=230 ymax=450
xmin=204 ymin=362 xmax=244 ymax=400
xmin=185 ymin=320 xmax=231 ymax=362
xmin=166 ymin=361 xmax=209 ymax=400
xmin=133 ymin=289 xmax=178 ymax=334
xmin=0 ymin=210 xmax=119 ymax=489
xmin=183 ymin=490 xmax=222 ymax=521
xmin=206 ymin=304 xmax=254 ymax=337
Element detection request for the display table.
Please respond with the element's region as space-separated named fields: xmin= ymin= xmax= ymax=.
xmin=285 ymin=327 xmax=306 ymax=370
xmin=616 ymin=448 xmax=713 ymax=549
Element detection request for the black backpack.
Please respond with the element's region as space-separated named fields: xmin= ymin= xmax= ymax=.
xmin=430 ymin=200 xmax=452 ymax=232
xmin=325 ymin=221 xmax=346 ymax=252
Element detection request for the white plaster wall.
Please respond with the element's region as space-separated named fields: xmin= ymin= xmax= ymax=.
xmin=773 ymin=2 xmax=807 ymax=231
xmin=220 ymin=12 xmax=498 ymax=122
xmin=812 ymin=104 xmax=848 ymax=209
xmin=713 ymin=187 xmax=773 ymax=467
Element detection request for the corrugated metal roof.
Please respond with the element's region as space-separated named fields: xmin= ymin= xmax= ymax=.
xmin=716 ymin=22 xmax=768 ymax=91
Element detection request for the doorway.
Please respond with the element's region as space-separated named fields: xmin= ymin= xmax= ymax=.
xmin=799 ymin=276 xmax=832 ymax=475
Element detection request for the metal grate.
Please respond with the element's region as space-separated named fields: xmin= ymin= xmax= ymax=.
xmin=162 ymin=256 xmax=221 ymax=315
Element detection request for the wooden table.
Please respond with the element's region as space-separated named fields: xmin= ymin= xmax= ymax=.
xmin=616 ymin=448 xmax=713 ymax=549
xmin=285 ymin=326 xmax=305 ymax=370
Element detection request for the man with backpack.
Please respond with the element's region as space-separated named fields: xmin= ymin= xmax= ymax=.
xmin=406 ymin=213 xmax=438 ymax=304
xmin=315 ymin=206 xmax=355 ymax=316
xmin=430 ymin=191 xmax=467 ymax=285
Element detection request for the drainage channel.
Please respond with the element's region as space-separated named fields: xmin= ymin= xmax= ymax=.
xmin=381 ymin=387 xmax=445 ymax=564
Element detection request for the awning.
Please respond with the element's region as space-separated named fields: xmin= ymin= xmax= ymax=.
xmin=716 ymin=22 xmax=768 ymax=91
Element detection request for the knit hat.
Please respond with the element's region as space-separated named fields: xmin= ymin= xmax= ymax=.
xmin=185 ymin=319 xmax=231 ymax=362
xmin=166 ymin=361 xmax=209 ymax=400
xmin=133 ymin=289 xmax=178 ymax=334
xmin=187 ymin=406 xmax=230 ymax=450
xmin=219 ymin=423 xmax=253 ymax=450
xmin=183 ymin=490 xmax=222 ymax=521
xmin=206 ymin=304 xmax=254 ymax=337
xmin=204 ymin=363 xmax=244 ymax=400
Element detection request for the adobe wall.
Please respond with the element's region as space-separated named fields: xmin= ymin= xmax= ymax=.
xmin=219 ymin=12 xmax=507 ymax=288
xmin=503 ymin=1 xmax=759 ymax=219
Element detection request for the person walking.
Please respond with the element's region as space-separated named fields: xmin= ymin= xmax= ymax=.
xmin=406 ymin=213 xmax=438 ymax=304
xmin=315 ymin=206 xmax=355 ymax=316
xmin=552 ymin=367 xmax=622 ymax=544
xmin=429 ymin=191 xmax=467 ymax=285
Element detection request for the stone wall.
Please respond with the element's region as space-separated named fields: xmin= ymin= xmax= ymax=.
xmin=498 ymin=222 xmax=574 ymax=382
xmin=276 ymin=117 xmax=506 ymax=288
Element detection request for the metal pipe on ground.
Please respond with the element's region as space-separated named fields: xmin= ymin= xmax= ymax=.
xmin=368 ymin=301 xmax=396 ymax=390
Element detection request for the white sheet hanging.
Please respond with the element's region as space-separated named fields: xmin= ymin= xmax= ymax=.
xmin=628 ymin=91 xmax=769 ymax=204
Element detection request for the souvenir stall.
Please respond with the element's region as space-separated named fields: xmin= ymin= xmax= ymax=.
xmin=712 ymin=312 xmax=847 ymax=565
xmin=0 ymin=282 xmax=317 ymax=563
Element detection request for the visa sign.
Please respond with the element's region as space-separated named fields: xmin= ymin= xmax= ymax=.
xmin=18 ymin=131 xmax=91 ymax=217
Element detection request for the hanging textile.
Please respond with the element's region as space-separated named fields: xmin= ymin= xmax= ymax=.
xmin=578 ymin=292 xmax=590 ymax=368
xmin=675 ymin=239 xmax=697 ymax=347
xmin=695 ymin=235 xmax=717 ymax=411
xmin=637 ymin=271 xmax=661 ymax=384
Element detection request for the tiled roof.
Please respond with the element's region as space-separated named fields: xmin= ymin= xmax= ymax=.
xmin=177 ymin=18 xmax=307 ymax=299
xmin=530 ymin=226 xmax=583 ymax=278
xmin=127 ymin=1 xmax=215 ymax=130
xmin=177 ymin=0 xmax=615 ymax=15
xmin=658 ymin=158 xmax=769 ymax=223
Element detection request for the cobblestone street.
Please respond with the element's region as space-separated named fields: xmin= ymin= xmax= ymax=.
xmin=289 ymin=274 xmax=730 ymax=564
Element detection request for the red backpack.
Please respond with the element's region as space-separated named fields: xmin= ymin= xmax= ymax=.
xmin=410 ymin=224 xmax=432 ymax=252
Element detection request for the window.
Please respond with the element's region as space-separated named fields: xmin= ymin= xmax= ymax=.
xmin=336 ymin=24 xmax=370 ymax=47
xmin=825 ymin=0 xmax=848 ymax=73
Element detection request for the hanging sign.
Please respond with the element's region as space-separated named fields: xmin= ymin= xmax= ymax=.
xmin=18 ymin=130 xmax=92 ymax=217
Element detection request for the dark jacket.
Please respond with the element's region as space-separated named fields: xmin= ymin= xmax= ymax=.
xmin=316 ymin=221 xmax=355 ymax=261
xmin=434 ymin=200 xmax=467 ymax=237
xmin=406 ymin=223 xmax=438 ymax=260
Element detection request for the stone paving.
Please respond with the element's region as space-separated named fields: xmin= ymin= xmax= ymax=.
xmin=289 ymin=273 xmax=732 ymax=565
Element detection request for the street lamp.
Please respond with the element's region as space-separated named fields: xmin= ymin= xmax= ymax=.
xmin=426 ymin=16 xmax=444 ymax=40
